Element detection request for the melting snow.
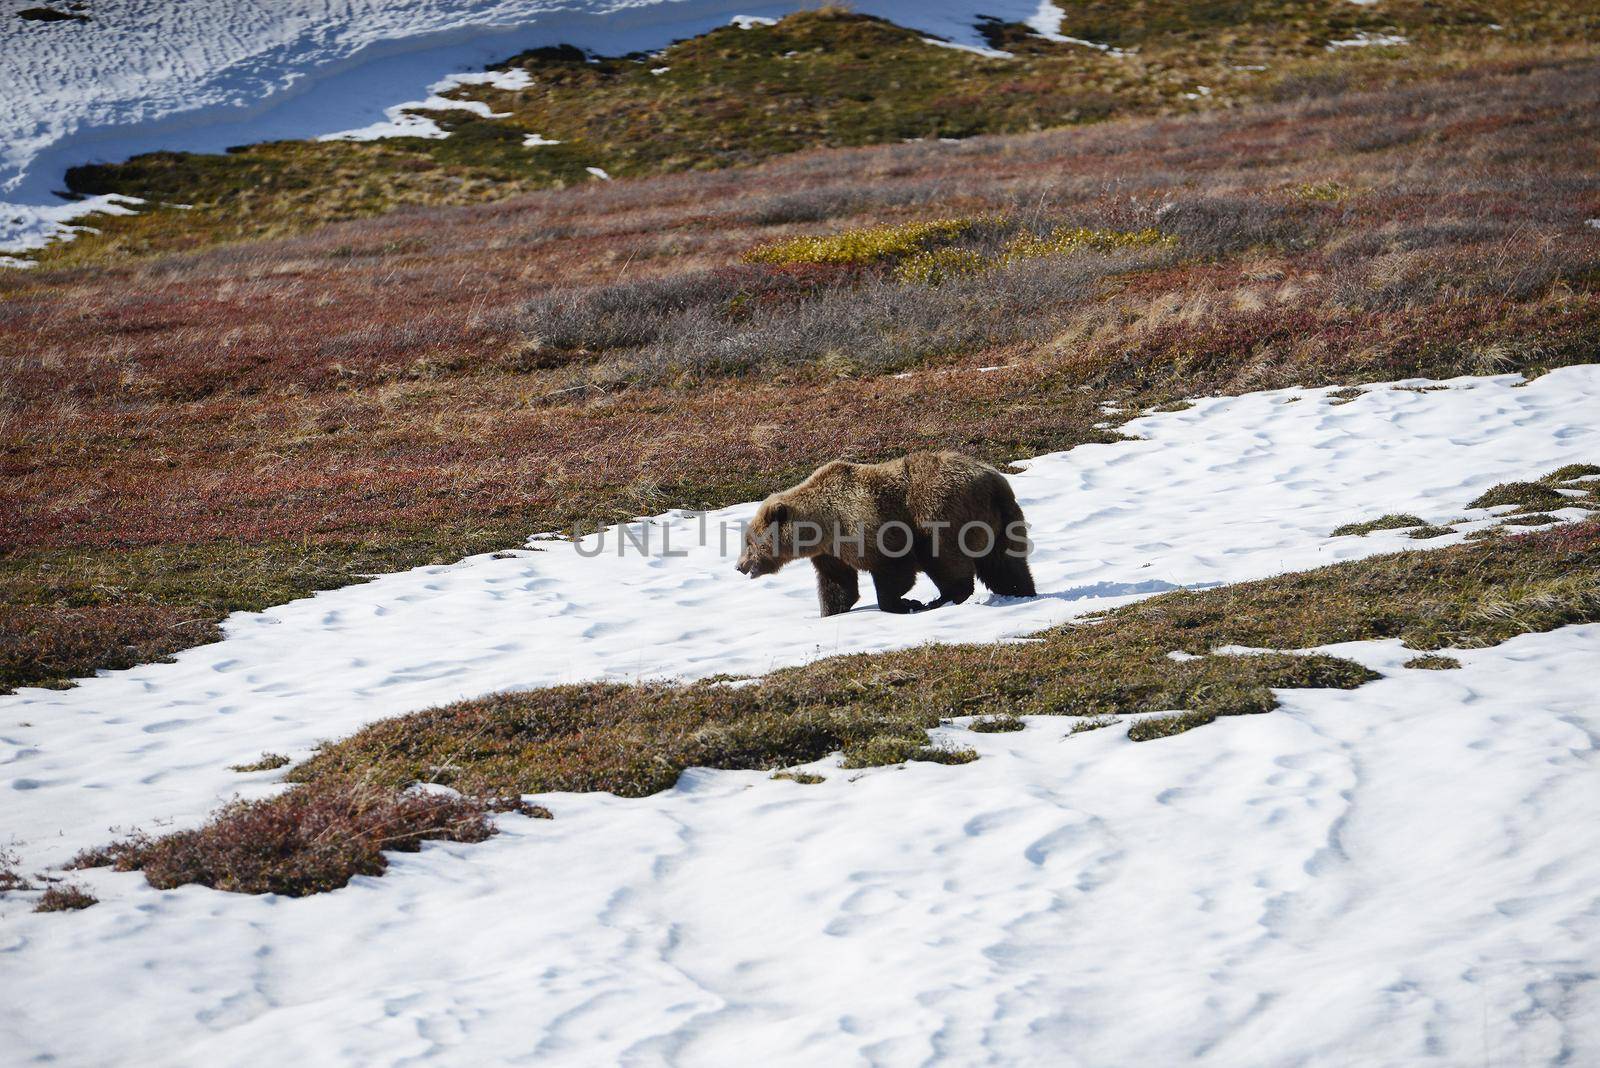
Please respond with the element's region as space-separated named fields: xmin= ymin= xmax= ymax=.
xmin=921 ymin=36 xmax=1014 ymax=58
xmin=1025 ymin=0 xmax=1127 ymax=55
xmin=317 ymin=69 xmax=527 ymax=140
xmin=1327 ymin=31 xmax=1410 ymax=49
xmin=0 ymin=192 xmax=143 ymax=267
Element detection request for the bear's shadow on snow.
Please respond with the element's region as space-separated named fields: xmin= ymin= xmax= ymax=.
xmin=1034 ymin=578 xmax=1222 ymax=602
xmin=861 ymin=577 xmax=1221 ymax=613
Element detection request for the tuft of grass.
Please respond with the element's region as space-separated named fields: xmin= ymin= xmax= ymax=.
xmin=1467 ymin=481 xmax=1573 ymax=512
xmin=771 ymin=770 xmax=826 ymax=784
xmin=32 ymin=884 xmax=98 ymax=912
xmin=1404 ymin=653 xmax=1461 ymax=669
xmin=969 ymin=714 xmax=1026 ymax=733
xmin=86 ymin=782 xmax=495 ymax=896
xmin=1328 ymin=387 xmax=1365 ymax=405
xmin=1127 ymin=709 xmax=1217 ymax=742
xmin=841 ymin=736 xmax=980 ymax=768
xmin=230 ymin=753 xmax=291 ymax=773
xmin=1332 ymin=514 xmax=1426 ymax=536
xmin=1542 ymin=463 xmax=1600 ymax=483
xmin=1067 ymin=716 xmax=1122 ymax=734
xmin=1500 ymin=513 xmax=1560 ymax=527
xmin=1406 ymin=525 xmax=1456 ymax=540
xmin=0 ymin=850 xmax=32 ymax=893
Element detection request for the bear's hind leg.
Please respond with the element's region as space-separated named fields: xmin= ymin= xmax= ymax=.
xmin=871 ymin=561 xmax=923 ymax=614
xmin=918 ymin=551 xmax=975 ymax=611
xmin=813 ymin=554 xmax=861 ymax=617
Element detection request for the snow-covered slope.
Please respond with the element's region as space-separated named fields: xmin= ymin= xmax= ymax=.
xmin=0 ymin=0 xmax=1037 ymax=257
xmin=5 ymin=624 xmax=1599 ymax=1064
xmin=3 ymin=366 xmax=1597 ymax=875
xmin=3 ymin=368 xmax=1598 ymax=1063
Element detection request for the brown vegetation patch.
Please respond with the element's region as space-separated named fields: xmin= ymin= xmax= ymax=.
xmin=77 ymin=782 xmax=495 ymax=896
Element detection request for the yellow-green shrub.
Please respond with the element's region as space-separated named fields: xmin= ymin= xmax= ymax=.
xmin=894 ymin=246 xmax=989 ymax=285
xmin=743 ymin=218 xmax=976 ymax=266
xmin=1003 ymin=226 xmax=1173 ymax=261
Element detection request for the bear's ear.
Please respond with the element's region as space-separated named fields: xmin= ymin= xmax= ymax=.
xmin=769 ymin=503 xmax=789 ymax=525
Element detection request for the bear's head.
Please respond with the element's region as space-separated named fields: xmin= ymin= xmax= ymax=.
xmin=737 ymin=498 xmax=805 ymax=578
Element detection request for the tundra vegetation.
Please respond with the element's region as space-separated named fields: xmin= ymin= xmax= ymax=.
xmin=4 ymin=50 xmax=1597 ymax=693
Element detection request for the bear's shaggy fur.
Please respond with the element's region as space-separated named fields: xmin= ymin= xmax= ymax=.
xmin=736 ymin=451 xmax=1036 ymax=616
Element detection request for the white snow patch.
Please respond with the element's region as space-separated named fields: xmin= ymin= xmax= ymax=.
xmin=586 ymin=165 xmax=612 ymax=180
xmin=921 ymin=36 xmax=1014 ymax=58
xmin=6 ymin=624 xmax=1600 ymax=1062
xmin=0 ymin=192 xmax=144 ymax=266
xmin=1024 ymin=0 xmax=1127 ymax=54
xmin=318 ymin=70 xmax=520 ymax=141
xmin=521 ymin=132 xmax=562 ymax=146
xmin=1587 ymin=218 xmax=1600 ymax=229
xmin=730 ymin=14 xmax=777 ymax=28
xmin=2 ymin=366 xmax=1598 ymax=880
xmin=650 ymin=65 xmax=670 ymax=74
xmin=1327 ymin=31 xmax=1410 ymax=49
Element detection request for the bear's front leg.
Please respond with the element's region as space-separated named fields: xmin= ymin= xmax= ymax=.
xmin=813 ymin=554 xmax=860 ymax=617
xmin=870 ymin=561 xmax=924 ymax=614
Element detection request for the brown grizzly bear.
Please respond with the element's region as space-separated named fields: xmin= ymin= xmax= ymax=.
xmin=735 ymin=451 xmax=1036 ymax=616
